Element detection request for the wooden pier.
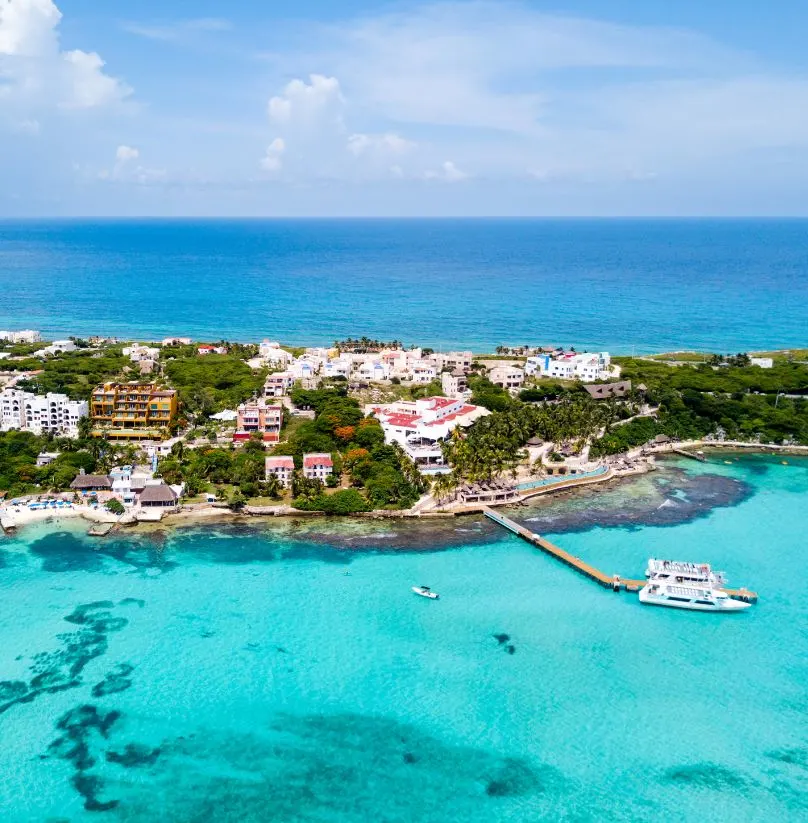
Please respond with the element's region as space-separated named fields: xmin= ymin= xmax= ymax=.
xmin=673 ymin=448 xmax=707 ymax=462
xmin=482 ymin=508 xmax=757 ymax=603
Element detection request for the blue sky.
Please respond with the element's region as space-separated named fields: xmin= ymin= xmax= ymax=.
xmin=2 ymin=0 xmax=808 ymax=216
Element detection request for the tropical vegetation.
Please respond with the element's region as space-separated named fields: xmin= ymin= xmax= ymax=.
xmin=10 ymin=347 xmax=128 ymax=400
xmin=163 ymin=353 xmax=266 ymax=418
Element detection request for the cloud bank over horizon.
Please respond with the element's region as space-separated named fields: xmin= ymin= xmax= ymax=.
xmin=2 ymin=0 xmax=808 ymax=216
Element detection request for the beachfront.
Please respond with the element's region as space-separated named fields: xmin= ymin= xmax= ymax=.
xmin=2 ymin=331 xmax=808 ymax=531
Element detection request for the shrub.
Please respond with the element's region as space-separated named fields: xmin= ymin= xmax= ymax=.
xmin=106 ymin=498 xmax=125 ymax=515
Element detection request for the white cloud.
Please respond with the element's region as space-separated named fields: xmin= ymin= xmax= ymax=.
xmin=12 ymin=118 xmax=40 ymax=134
xmin=122 ymin=18 xmax=232 ymax=42
xmin=61 ymin=49 xmax=129 ymax=109
xmin=116 ymin=144 xmax=139 ymax=162
xmin=248 ymin=0 xmax=808 ymax=193
xmin=99 ymin=144 xmax=164 ymax=184
xmin=260 ymin=137 xmax=285 ymax=171
xmin=267 ymin=74 xmax=343 ymax=129
xmin=0 ymin=0 xmax=131 ymax=114
xmin=347 ymin=132 xmax=416 ymax=156
xmin=0 ymin=0 xmax=61 ymax=56
xmin=424 ymin=160 xmax=470 ymax=182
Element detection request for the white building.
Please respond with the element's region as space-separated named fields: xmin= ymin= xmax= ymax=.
xmin=0 ymin=330 xmax=41 ymax=344
xmin=123 ymin=344 xmax=160 ymax=362
xmin=0 ymin=389 xmax=88 ymax=437
xmin=162 ymin=337 xmax=192 ymax=346
xmin=266 ymin=455 xmax=295 ymax=487
xmin=302 ymin=453 xmax=333 ymax=481
xmin=356 ymin=361 xmax=390 ymax=382
xmin=323 ymin=358 xmax=352 ymax=379
xmin=750 ymin=357 xmax=774 ymax=369
xmin=110 ymin=465 xmax=154 ymax=506
xmin=488 ymin=365 xmax=525 ymax=390
xmin=264 ymin=371 xmax=296 ymax=397
xmin=304 ymin=347 xmax=334 ymax=360
xmin=368 ymin=396 xmax=488 ymax=473
xmin=408 ymin=360 xmax=438 ymax=384
xmin=289 ymin=358 xmax=321 ymax=380
xmin=259 ymin=341 xmax=295 ymax=367
xmin=441 ymin=370 xmax=468 ymax=398
xmin=526 ymin=352 xmax=611 ymax=382
xmin=38 ymin=340 xmax=77 ymax=357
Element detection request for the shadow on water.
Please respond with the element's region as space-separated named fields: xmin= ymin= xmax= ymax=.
xmin=27 ymin=530 xmax=178 ymax=574
xmin=48 ymin=710 xmax=569 ymax=822
xmin=0 ymin=599 xmax=138 ymax=718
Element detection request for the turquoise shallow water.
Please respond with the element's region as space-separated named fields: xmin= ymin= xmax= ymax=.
xmin=1 ymin=455 xmax=807 ymax=821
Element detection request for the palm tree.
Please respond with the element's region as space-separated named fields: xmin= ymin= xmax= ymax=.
xmin=264 ymin=474 xmax=282 ymax=499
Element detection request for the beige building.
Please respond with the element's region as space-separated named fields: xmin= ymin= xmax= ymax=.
xmin=488 ymin=365 xmax=525 ymax=390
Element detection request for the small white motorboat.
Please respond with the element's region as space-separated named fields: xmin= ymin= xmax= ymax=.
xmin=412 ymin=585 xmax=439 ymax=600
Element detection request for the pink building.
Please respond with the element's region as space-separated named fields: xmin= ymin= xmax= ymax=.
xmin=265 ymin=455 xmax=295 ymax=487
xmin=303 ymin=453 xmax=333 ymax=481
xmin=234 ymin=398 xmax=283 ymax=443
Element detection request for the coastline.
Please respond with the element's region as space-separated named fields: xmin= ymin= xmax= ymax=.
xmin=4 ymin=442 xmax=801 ymax=541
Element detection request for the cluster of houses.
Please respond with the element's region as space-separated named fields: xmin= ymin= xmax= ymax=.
xmin=0 ymin=389 xmax=88 ymax=438
xmin=525 ymin=351 xmax=614 ymax=382
xmin=123 ymin=344 xmax=160 ymax=376
xmin=0 ymin=330 xmax=41 ymax=344
xmin=265 ymin=453 xmax=333 ymax=487
xmin=252 ymin=342 xmax=475 ymax=391
xmin=251 ymin=341 xmax=615 ymax=401
xmin=69 ymin=466 xmax=181 ymax=509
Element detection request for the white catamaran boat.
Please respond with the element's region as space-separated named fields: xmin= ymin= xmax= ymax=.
xmin=645 ymin=558 xmax=726 ymax=588
xmin=639 ymin=581 xmax=750 ymax=612
xmin=640 ymin=558 xmax=749 ymax=612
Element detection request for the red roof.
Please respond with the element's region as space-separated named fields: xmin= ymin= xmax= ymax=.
xmin=423 ymin=405 xmax=478 ymax=426
xmin=266 ymin=456 xmax=294 ymax=469
xmin=382 ymin=413 xmax=422 ymax=428
xmin=303 ymin=453 xmax=333 ymax=468
xmin=428 ymin=397 xmax=458 ymax=409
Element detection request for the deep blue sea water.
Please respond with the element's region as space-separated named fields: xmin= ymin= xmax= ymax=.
xmin=0 ymin=219 xmax=806 ymax=352
xmin=1 ymin=456 xmax=807 ymax=821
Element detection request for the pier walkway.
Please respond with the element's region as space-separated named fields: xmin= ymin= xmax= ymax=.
xmin=673 ymin=448 xmax=707 ymax=462
xmin=482 ymin=508 xmax=757 ymax=603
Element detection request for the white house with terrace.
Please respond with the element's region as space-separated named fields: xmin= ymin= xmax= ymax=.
xmin=258 ymin=341 xmax=294 ymax=368
xmin=368 ymin=396 xmax=489 ymax=473
xmin=303 ymin=453 xmax=333 ymax=481
xmin=123 ymin=344 xmax=159 ymax=362
xmin=525 ymin=351 xmax=612 ymax=382
xmin=266 ymin=455 xmax=295 ymax=488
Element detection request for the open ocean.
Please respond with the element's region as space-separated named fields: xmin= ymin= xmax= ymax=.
xmin=0 ymin=218 xmax=806 ymax=352
xmin=1 ymin=455 xmax=807 ymax=821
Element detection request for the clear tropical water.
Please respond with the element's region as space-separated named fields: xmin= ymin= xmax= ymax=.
xmin=1 ymin=455 xmax=807 ymax=821
xmin=1 ymin=218 xmax=807 ymax=352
